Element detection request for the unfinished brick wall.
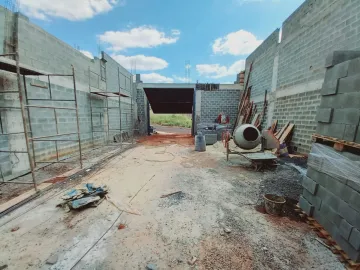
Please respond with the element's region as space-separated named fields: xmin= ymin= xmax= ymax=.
xmin=273 ymin=90 xmax=321 ymax=153
xmin=245 ymin=0 xmax=360 ymax=153
xmin=0 ymin=10 xmax=136 ymax=178
xmin=199 ymin=89 xmax=240 ymax=126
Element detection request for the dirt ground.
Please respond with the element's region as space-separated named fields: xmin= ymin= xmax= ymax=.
xmin=0 ymin=134 xmax=344 ymax=270
xmin=152 ymin=124 xmax=191 ymax=134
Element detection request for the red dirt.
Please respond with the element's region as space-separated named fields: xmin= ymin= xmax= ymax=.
xmin=137 ymin=134 xmax=194 ymax=146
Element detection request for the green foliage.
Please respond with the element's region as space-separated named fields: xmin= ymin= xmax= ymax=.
xmin=150 ymin=113 xmax=192 ymax=128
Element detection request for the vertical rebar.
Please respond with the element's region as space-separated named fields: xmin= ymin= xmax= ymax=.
xmin=23 ymin=74 xmax=36 ymax=168
xmin=117 ymin=67 xmax=122 ymax=147
xmin=89 ymin=67 xmax=95 ymax=148
xmin=16 ymin=51 xmax=37 ymax=191
xmin=72 ymin=66 xmax=83 ymax=169
xmin=130 ymin=76 xmax=133 ymax=144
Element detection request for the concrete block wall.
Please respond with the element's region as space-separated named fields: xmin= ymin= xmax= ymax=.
xmin=273 ymin=90 xmax=321 ymax=153
xmin=136 ymin=84 xmax=148 ymax=135
xmin=245 ymin=0 xmax=360 ymax=153
xmin=316 ymin=55 xmax=360 ymax=142
xmin=301 ymin=144 xmax=360 ymax=262
xmin=199 ymin=89 xmax=240 ymax=125
xmin=0 ymin=10 xmax=136 ymax=179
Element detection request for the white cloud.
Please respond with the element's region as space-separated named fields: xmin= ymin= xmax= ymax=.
xmin=141 ymin=73 xmax=174 ymax=83
xmin=212 ymin=29 xmax=263 ymax=56
xmin=80 ymin=50 xmax=94 ymax=59
xmin=173 ymin=75 xmax=190 ymax=83
xmin=18 ymin=0 xmax=119 ymax=21
xmin=112 ymin=54 xmax=168 ymax=71
xmin=99 ymin=26 xmax=180 ymax=51
xmin=196 ymin=59 xmax=245 ymax=79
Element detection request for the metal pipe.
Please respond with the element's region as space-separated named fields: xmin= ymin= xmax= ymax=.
xmin=0 ymin=53 xmax=16 ymax=56
xmin=45 ymin=74 xmax=73 ymax=77
xmin=72 ymin=65 xmax=83 ymax=169
xmin=0 ymin=91 xmax=21 ymax=93
xmin=1 ymin=181 xmax=35 ymax=185
xmin=25 ymin=105 xmax=76 ymax=110
xmin=0 ymin=150 xmax=29 ymax=153
xmin=27 ymin=99 xmax=75 ymax=102
xmin=30 ymin=132 xmax=77 ymax=140
xmin=117 ymin=67 xmax=122 ymax=148
xmin=15 ymin=51 xmax=37 ymax=191
xmin=31 ymin=139 xmax=80 ymax=142
xmin=89 ymin=66 xmax=95 ymax=148
xmin=23 ymin=74 xmax=37 ymax=168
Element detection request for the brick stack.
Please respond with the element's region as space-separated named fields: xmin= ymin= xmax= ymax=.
xmin=300 ymin=51 xmax=360 ymax=262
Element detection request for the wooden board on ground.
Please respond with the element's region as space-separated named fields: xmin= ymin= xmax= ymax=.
xmin=279 ymin=123 xmax=295 ymax=143
xmin=0 ymin=183 xmax=52 ymax=213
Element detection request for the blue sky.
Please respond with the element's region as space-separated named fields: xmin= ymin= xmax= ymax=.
xmin=2 ymin=0 xmax=304 ymax=83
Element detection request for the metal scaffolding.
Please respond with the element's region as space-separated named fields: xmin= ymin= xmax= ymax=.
xmin=0 ymin=52 xmax=83 ymax=190
xmin=89 ymin=66 xmax=135 ymax=147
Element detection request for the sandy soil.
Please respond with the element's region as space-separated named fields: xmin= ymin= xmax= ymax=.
xmin=0 ymin=136 xmax=343 ymax=270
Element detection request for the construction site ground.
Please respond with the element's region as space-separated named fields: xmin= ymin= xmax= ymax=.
xmin=0 ymin=134 xmax=343 ymax=269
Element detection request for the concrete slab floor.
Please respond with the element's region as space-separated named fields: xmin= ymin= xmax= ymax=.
xmin=0 ymin=140 xmax=343 ymax=270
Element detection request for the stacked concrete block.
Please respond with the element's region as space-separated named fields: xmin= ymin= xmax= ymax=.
xmin=301 ymin=143 xmax=360 ymax=262
xmin=316 ymin=52 xmax=360 ymax=142
xmin=301 ymin=51 xmax=360 ymax=262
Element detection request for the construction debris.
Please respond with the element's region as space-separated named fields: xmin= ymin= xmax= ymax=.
xmin=146 ymin=263 xmax=157 ymax=270
xmin=118 ymin=223 xmax=126 ymax=230
xmin=46 ymin=254 xmax=58 ymax=265
xmin=56 ymin=183 xmax=108 ymax=211
xmin=10 ymin=226 xmax=19 ymax=232
xmin=188 ymin=256 xmax=198 ymax=265
xmin=160 ymin=191 xmax=182 ymax=198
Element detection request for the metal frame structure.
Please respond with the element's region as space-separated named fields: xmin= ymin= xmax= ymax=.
xmin=0 ymin=51 xmax=83 ymax=190
xmin=89 ymin=66 xmax=135 ymax=147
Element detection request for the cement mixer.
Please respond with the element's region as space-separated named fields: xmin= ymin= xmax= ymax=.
xmin=223 ymin=124 xmax=278 ymax=170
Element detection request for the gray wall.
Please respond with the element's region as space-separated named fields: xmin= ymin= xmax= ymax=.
xmin=0 ymin=9 xmax=136 ymax=178
xmin=199 ymin=89 xmax=240 ymax=126
xmin=246 ymin=0 xmax=360 ymax=153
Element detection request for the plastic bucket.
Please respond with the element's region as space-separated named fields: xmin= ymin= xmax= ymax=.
xmin=263 ymin=194 xmax=286 ymax=216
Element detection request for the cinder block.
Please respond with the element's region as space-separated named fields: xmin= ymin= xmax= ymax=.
xmin=330 ymin=109 xmax=360 ymax=125
xmin=316 ymin=122 xmax=345 ymax=139
xmin=348 ymin=58 xmax=360 ymax=76
xmin=320 ymin=204 xmax=342 ymax=227
xmin=302 ymin=175 xmax=319 ymax=194
xmin=324 ymin=60 xmax=350 ymax=83
xmin=313 ymin=209 xmax=338 ymax=236
xmin=339 ymin=200 xmax=360 ymax=229
xmin=204 ymin=134 xmax=217 ymax=145
xmin=321 ymin=79 xmax=339 ymax=96
xmin=338 ymin=75 xmax=360 ymax=94
xmin=303 ymin=189 xmax=322 ymax=210
xmin=325 ymin=51 xmax=360 ymax=68
xmin=320 ymin=93 xmax=360 ymax=109
xmin=316 ymin=108 xmax=333 ymax=123
xmin=299 ymin=196 xmax=314 ymax=216
xmin=349 ymin=189 xmax=360 ymax=213
xmin=307 ymin=167 xmax=327 ymax=187
xmin=344 ymin=125 xmax=358 ymax=142
xmin=350 ymin=228 xmax=360 ymax=251
xmin=340 ymin=219 xmax=354 ymax=240
xmin=334 ymin=230 xmax=360 ymax=262
xmin=317 ymin=185 xmax=342 ymax=212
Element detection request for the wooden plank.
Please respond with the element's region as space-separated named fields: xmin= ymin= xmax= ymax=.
xmin=0 ymin=183 xmax=52 ymax=213
xmin=251 ymin=113 xmax=260 ymax=125
xmin=275 ymin=122 xmax=290 ymax=139
xmin=270 ymin=120 xmax=278 ymax=133
xmin=313 ymin=134 xmax=360 ymax=151
xmin=280 ymin=123 xmax=295 ymax=143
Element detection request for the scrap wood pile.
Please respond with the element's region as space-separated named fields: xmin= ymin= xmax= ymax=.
xmin=234 ymin=86 xmax=268 ymax=130
xmin=273 ymin=121 xmax=295 ymax=145
xmin=56 ymin=183 xmax=108 ymax=212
